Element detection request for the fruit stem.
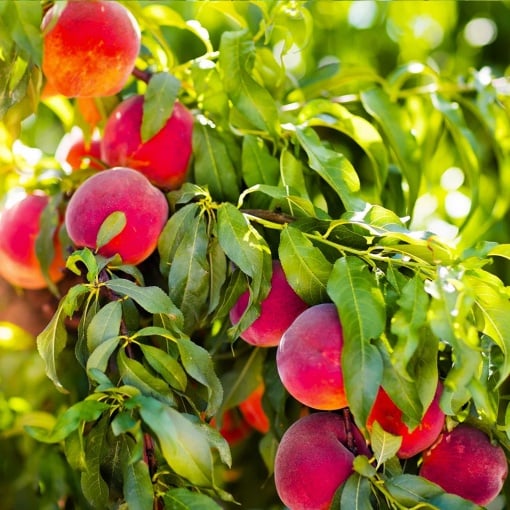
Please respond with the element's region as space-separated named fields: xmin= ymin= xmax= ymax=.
xmin=132 ymin=67 xmax=153 ymax=84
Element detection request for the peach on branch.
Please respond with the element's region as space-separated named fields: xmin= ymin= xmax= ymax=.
xmin=366 ymin=382 xmax=445 ymax=459
xmin=274 ymin=411 xmax=370 ymax=510
xmin=276 ymin=303 xmax=348 ymax=410
xmin=64 ymin=167 xmax=169 ymax=265
xmin=0 ymin=192 xmax=66 ymax=290
xmin=42 ymin=0 xmax=140 ymax=97
xmin=101 ymin=95 xmax=194 ymax=190
xmin=229 ymin=260 xmax=308 ymax=347
xmin=56 ymin=127 xmax=103 ymax=172
xmin=419 ymin=423 xmax=508 ymax=506
xmin=239 ymin=383 xmax=270 ymax=434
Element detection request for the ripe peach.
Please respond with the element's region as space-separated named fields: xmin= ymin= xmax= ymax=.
xmin=64 ymin=167 xmax=169 ymax=265
xmin=42 ymin=0 xmax=140 ymax=97
xmin=420 ymin=424 xmax=508 ymax=506
xmin=0 ymin=193 xmax=66 ymax=290
xmin=366 ymin=382 xmax=445 ymax=459
xmin=211 ymin=409 xmax=253 ymax=446
xmin=276 ymin=303 xmax=348 ymax=410
xmin=101 ymin=95 xmax=194 ymax=190
xmin=56 ymin=127 xmax=103 ymax=172
xmin=239 ymin=383 xmax=270 ymax=434
xmin=229 ymin=260 xmax=308 ymax=347
xmin=274 ymin=412 xmax=371 ymax=510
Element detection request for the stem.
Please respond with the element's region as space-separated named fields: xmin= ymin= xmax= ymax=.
xmin=132 ymin=67 xmax=152 ymax=84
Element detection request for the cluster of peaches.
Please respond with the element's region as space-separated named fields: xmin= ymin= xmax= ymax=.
xmin=230 ymin=261 xmax=508 ymax=509
xmin=0 ymin=2 xmax=507 ymax=509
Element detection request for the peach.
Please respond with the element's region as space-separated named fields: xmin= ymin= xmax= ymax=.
xmin=0 ymin=193 xmax=66 ymax=290
xmin=229 ymin=260 xmax=308 ymax=347
xmin=56 ymin=127 xmax=103 ymax=172
xmin=239 ymin=383 xmax=270 ymax=434
xmin=211 ymin=409 xmax=253 ymax=446
xmin=64 ymin=167 xmax=168 ymax=265
xmin=276 ymin=303 xmax=348 ymax=410
xmin=42 ymin=0 xmax=140 ymax=97
xmin=366 ymin=382 xmax=445 ymax=459
xmin=101 ymin=95 xmax=194 ymax=190
xmin=419 ymin=423 xmax=508 ymax=506
xmin=274 ymin=411 xmax=371 ymax=510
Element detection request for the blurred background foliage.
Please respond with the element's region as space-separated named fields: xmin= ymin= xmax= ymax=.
xmin=1 ymin=1 xmax=510 ymax=508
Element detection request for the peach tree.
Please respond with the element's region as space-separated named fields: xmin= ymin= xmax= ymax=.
xmin=1 ymin=1 xmax=510 ymax=509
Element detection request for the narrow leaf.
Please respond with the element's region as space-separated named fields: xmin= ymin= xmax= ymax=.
xmin=87 ymin=300 xmax=122 ymax=352
xmin=163 ymin=488 xmax=222 ymax=509
xmin=141 ymin=72 xmax=181 ymax=142
xmin=327 ymin=257 xmax=385 ymax=427
xmin=279 ymin=225 xmax=333 ymax=304
xmin=96 ymin=211 xmax=127 ymax=250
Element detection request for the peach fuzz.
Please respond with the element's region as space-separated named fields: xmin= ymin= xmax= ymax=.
xmin=420 ymin=424 xmax=508 ymax=506
xmin=366 ymin=382 xmax=445 ymax=459
xmin=42 ymin=0 xmax=140 ymax=97
xmin=274 ymin=412 xmax=371 ymax=510
xmin=229 ymin=260 xmax=308 ymax=347
xmin=101 ymin=95 xmax=194 ymax=190
xmin=276 ymin=303 xmax=348 ymax=410
xmin=56 ymin=127 xmax=103 ymax=172
xmin=239 ymin=383 xmax=270 ymax=434
xmin=64 ymin=167 xmax=169 ymax=265
xmin=0 ymin=193 xmax=66 ymax=290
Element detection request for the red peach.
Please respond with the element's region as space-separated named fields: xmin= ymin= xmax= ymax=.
xmin=0 ymin=193 xmax=66 ymax=290
xmin=366 ymin=382 xmax=445 ymax=459
xmin=42 ymin=0 xmax=140 ymax=97
xmin=274 ymin=412 xmax=371 ymax=510
xmin=211 ymin=409 xmax=252 ymax=446
xmin=229 ymin=260 xmax=308 ymax=347
xmin=276 ymin=303 xmax=348 ymax=410
xmin=239 ymin=383 xmax=270 ymax=434
xmin=56 ymin=127 xmax=103 ymax=172
xmin=101 ymin=95 xmax=194 ymax=190
xmin=420 ymin=423 xmax=508 ymax=506
xmin=64 ymin=167 xmax=168 ymax=265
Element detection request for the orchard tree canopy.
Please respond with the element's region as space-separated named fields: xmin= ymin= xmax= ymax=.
xmin=1 ymin=1 xmax=510 ymax=509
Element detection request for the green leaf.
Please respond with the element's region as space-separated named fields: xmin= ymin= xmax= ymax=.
xmin=219 ymin=30 xmax=280 ymax=138
xmin=163 ymin=487 xmax=222 ymax=509
xmin=140 ymin=343 xmax=187 ymax=392
xmin=118 ymin=348 xmax=175 ymax=406
xmin=120 ymin=434 xmax=154 ymax=510
xmin=175 ymin=336 xmax=223 ymax=417
xmin=361 ymin=87 xmax=421 ymax=213
xmin=26 ymin=400 xmax=109 ymax=443
xmin=66 ymin=247 xmax=99 ymax=282
xmin=96 ymin=211 xmax=127 ymax=250
xmin=295 ymin=125 xmax=365 ymax=212
xmin=35 ymin=192 xmax=62 ymax=294
xmin=104 ymin=279 xmax=180 ymax=316
xmin=87 ymin=300 xmax=122 ymax=352
xmin=241 ymin=135 xmax=280 ymax=189
xmin=167 ymin=208 xmax=210 ymax=332
xmin=217 ymin=202 xmax=272 ymax=333
xmin=159 ymin=203 xmax=202 ymax=277
xmin=36 ymin=300 xmax=69 ymax=393
xmin=192 ymin=122 xmax=240 ymax=202
xmin=207 ymin=235 xmax=228 ymax=314
xmin=428 ymin=492 xmax=482 ymax=510
xmin=390 ymin=275 xmax=429 ymax=378
xmin=87 ymin=336 xmax=122 ymax=375
xmin=384 ymin=474 xmax=443 ymax=506
xmin=141 ymin=72 xmax=181 ymax=142
xmin=369 ymin=421 xmax=402 ymax=469
xmin=465 ymin=269 xmax=510 ymax=385
xmin=81 ymin=416 xmax=110 ymax=510
xmin=327 ymin=256 xmax=385 ymax=427
xmin=279 ymin=225 xmax=333 ymax=304
xmin=336 ymin=473 xmax=374 ymax=510
xmin=300 ymin=99 xmax=389 ymax=199
xmin=136 ymin=396 xmax=215 ymax=487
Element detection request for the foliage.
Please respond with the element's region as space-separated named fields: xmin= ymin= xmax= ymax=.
xmin=1 ymin=1 xmax=510 ymax=509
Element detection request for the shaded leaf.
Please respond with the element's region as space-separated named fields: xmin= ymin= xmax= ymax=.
xmin=163 ymin=487 xmax=222 ymax=509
